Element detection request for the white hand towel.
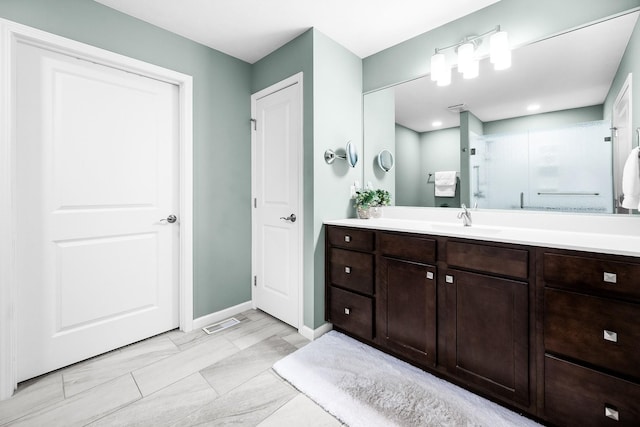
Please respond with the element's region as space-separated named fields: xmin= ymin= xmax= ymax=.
xmin=434 ymin=171 xmax=457 ymax=197
xmin=622 ymin=147 xmax=640 ymax=210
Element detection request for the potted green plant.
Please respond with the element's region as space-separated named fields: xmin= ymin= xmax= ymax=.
xmin=371 ymin=189 xmax=391 ymax=218
xmin=353 ymin=189 xmax=379 ymax=219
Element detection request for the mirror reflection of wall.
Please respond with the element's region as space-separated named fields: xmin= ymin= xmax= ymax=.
xmin=363 ymin=9 xmax=640 ymax=214
xmin=363 ymin=88 xmax=395 ymax=199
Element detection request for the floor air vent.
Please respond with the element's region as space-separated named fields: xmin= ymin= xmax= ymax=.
xmin=202 ymin=317 xmax=241 ymax=335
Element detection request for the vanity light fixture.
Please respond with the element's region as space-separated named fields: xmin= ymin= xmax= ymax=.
xmin=430 ymin=25 xmax=511 ymax=86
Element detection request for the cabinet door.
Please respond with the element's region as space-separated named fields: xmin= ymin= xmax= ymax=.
xmin=445 ymin=269 xmax=529 ymax=405
xmin=377 ymin=257 xmax=436 ymax=366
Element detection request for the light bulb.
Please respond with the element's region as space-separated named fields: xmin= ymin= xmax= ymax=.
xmin=463 ymin=59 xmax=479 ymax=79
xmin=437 ymin=65 xmax=451 ymax=86
xmin=457 ymin=42 xmax=475 ymax=74
xmin=430 ymin=52 xmax=445 ymax=82
xmin=490 ymin=31 xmax=511 ymax=70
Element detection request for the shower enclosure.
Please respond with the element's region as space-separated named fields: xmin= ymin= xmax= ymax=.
xmin=470 ymin=120 xmax=613 ymax=213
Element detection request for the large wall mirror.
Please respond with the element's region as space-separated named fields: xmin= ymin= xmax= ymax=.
xmin=363 ymin=10 xmax=640 ymax=214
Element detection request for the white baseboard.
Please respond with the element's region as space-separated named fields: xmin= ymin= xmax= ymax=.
xmin=299 ymin=322 xmax=333 ymax=341
xmin=191 ymin=301 xmax=254 ymax=331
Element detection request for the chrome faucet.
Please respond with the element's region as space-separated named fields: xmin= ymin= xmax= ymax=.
xmin=458 ymin=204 xmax=472 ymax=227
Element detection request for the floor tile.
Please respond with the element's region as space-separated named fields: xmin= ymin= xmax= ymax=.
xmin=227 ymin=317 xmax=297 ymax=350
xmin=257 ymin=394 xmax=342 ymax=427
xmin=63 ymin=336 xmax=179 ymax=398
xmin=169 ymin=314 xmax=249 ymax=351
xmin=243 ymin=309 xmax=270 ymax=322
xmin=171 ymin=371 xmax=297 ymax=426
xmin=133 ymin=334 xmax=240 ymax=396
xmin=201 ymin=335 xmax=297 ymax=395
xmin=9 ymin=374 xmax=140 ymax=427
xmin=88 ymin=373 xmax=218 ymax=427
xmin=0 ymin=372 xmax=64 ymax=425
xmin=281 ymin=332 xmax=310 ymax=349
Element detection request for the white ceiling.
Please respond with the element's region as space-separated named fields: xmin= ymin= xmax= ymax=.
xmin=94 ymin=0 xmax=502 ymax=63
xmin=394 ymin=11 xmax=639 ymax=132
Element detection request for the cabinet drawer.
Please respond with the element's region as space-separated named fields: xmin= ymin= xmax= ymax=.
xmin=327 ymin=226 xmax=374 ymax=252
xmin=545 ymin=288 xmax=640 ymax=378
xmin=379 ymin=232 xmax=436 ymax=264
xmin=543 ymin=252 xmax=640 ymax=301
xmin=330 ymin=248 xmax=374 ymax=295
xmin=545 ymin=355 xmax=640 ymax=427
xmin=446 ymin=241 xmax=528 ymax=279
xmin=329 ymin=286 xmax=373 ymax=340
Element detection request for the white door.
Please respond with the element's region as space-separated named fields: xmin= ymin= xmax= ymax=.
xmin=252 ymin=75 xmax=302 ymax=328
xmin=15 ymin=41 xmax=180 ymax=381
xmin=612 ymin=74 xmax=633 ymax=213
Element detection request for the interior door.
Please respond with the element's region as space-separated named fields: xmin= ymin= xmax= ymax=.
xmin=15 ymin=41 xmax=180 ymax=381
xmin=252 ymin=77 xmax=302 ymax=328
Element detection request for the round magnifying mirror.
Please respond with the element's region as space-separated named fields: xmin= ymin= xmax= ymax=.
xmin=377 ymin=149 xmax=394 ymax=172
xmin=346 ymin=141 xmax=358 ymax=168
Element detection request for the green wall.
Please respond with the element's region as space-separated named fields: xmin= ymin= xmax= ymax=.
xmin=395 ymin=125 xmax=422 ymax=206
xmin=363 ymin=0 xmax=640 ymax=92
xmin=363 ymin=88 xmax=395 ymax=194
xmin=605 ymin=10 xmax=640 ymax=147
xmin=313 ymin=30 xmax=363 ymax=328
xmin=0 ymin=0 xmax=253 ymax=318
xmin=420 ymin=128 xmax=462 ymax=207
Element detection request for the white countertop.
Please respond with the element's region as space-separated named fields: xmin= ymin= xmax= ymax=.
xmin=324 ymin=208 xmax=640 ymax=258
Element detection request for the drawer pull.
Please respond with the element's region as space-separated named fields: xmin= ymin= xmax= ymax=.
xmin=426 ymin=271 xmax=434 ymax=280
xmin=344 ymin=266 xmax=351 ymax=274
xmin=603 ymin=272 xmax=617 ymax=284
xmin=604 ymin=330 xmax=618 ymax=343
xmin=344 ymin=307 xmax=350 ymax=315
xmin=445 ymin=275 xmax=454 ymax=284
xmin=344 ymin=235 xmax=351 ymax=243
xmin=605 ymin=405 xmax=619 ymax=421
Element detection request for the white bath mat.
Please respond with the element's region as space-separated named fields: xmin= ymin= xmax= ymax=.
xmin=273 ymin=330 xmax=541 ymax=427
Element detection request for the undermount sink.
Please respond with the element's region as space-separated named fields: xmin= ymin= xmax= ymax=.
xmin=430 ymin=223 xmax=503 ymax=235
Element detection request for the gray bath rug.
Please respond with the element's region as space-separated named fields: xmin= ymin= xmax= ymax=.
xmin=273 ymin=331 xmax=541 ymax=427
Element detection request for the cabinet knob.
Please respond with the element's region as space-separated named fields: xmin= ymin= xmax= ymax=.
xmin=603 ymin=330 xmax=618 ymax=343
xmin=445 ymin=275 xmax=454 ymax=284
xmin=603 ymin=272 xmax=617 ymax=284
xmin=344 ymin=307 xmax=350 ymax=315
xmin=344 ymin=266 xmax=351 ymax=274
xmin=605 ymin=405 xmax=619 ymax=421
xmin=344 ymin=235 xmax=351 ymax=243
xmin=426 ymin=271 xmax=434 ymax=280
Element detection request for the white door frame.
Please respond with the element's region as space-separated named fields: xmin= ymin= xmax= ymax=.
xmin=0 ymin=18 xmax=194 ymax=400
xmin=250 ymin=73 xmax=304 ymax=332
xmin=613 ymin=73 xmax=633 ymax=211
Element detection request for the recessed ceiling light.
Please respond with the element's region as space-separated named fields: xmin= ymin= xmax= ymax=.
xmin=432 ymin=121 xmax=443 ymax=127
xmin=527 ymin=103 xmax=540 ymax=111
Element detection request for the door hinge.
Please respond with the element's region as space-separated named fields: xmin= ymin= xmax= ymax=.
xmin=253 ymin=276 xmax=257 ymax=287
xmin=250 ymin=118 xmax=257 ymax=131
xmin=253 ymin=198 xmax=257 ymax=208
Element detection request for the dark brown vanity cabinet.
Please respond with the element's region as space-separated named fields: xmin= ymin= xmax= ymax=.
xmin=326 ymin=224 xmax=640 ymax=425
xmin=325 ymin=227 xmax=375 ymax=340
xmin=325 ymin=226 xmax=533 ymax=410
xmin=443 ymin=241 xmax=531 ymax=405
xmin=376 ymin=232 xmax=437 ymax=367
xmin=541 ymin=249 xmax=640 ymax=427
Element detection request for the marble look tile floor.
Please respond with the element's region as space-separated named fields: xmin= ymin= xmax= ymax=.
xmin=0 ymin=310 xmax=343 ymax=427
